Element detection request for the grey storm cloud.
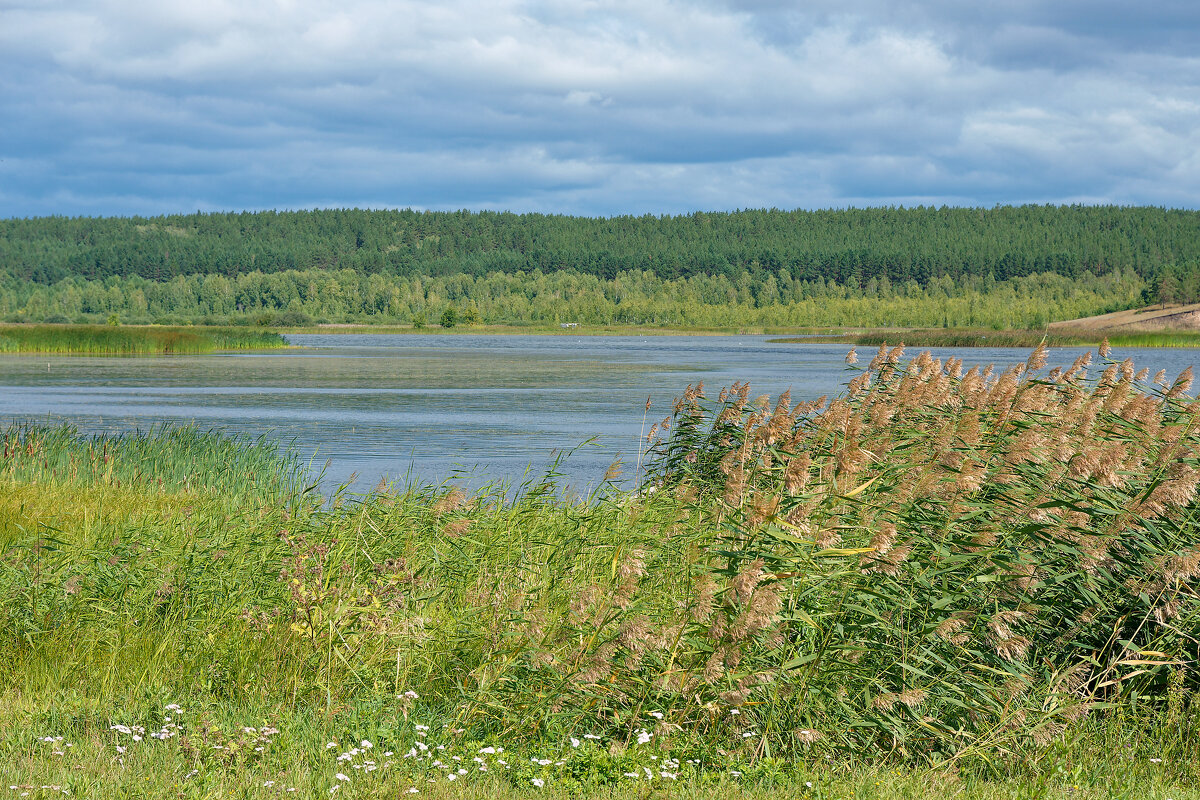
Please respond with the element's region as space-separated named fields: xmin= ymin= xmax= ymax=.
xmin=0 ymin=0 xmax=1197 ymax=216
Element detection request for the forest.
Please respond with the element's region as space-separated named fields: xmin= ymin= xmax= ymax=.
xmin=0 ymin=266 xmax=1143 ymax=330
xmin=0 ymin=205 xmax=1195 ymax=327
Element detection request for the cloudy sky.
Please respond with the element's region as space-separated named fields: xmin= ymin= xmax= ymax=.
xmin=2 ymin=0 xmax=1198 ymax=217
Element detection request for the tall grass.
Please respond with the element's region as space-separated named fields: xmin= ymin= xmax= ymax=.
xmin=0 ymin=423 xmax=306 ymax=500
xmin=3 ymin=348 xmax=1200 ymax=794
xmin=644 ymin=344 xmax=1200 ymax=761
xmin=0 ymin=324 xmax=287 ymax=354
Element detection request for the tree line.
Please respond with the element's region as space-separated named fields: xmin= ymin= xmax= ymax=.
xmin=2 ymin=206 xmax=1197 ymax=287
xmin=1 ymin=266 xmax=1143 ymax=330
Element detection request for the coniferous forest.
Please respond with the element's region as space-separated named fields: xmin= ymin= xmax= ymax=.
xmin=1 ymin=205 xmax=1196 ymax=328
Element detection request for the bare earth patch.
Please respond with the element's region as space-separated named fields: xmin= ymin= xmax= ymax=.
xmin=1050 ymin=302 xmax=1200 ymax=331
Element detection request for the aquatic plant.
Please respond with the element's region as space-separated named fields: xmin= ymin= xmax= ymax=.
xmin=787 ymin=328 xmax=1200 ymax=349
xmin=643 ymin=343 xmax=1200 ymax=760
xmin=0 ymin=324 xmax=286 ymax=354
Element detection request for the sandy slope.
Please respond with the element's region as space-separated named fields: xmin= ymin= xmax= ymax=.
xmin=1049 ymin=303 xmax=1200 ymax=331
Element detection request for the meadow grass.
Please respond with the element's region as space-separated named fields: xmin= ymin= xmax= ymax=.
xmin=0 ymin=324 xmax=287 ymax=354
xmin=772 ymin=328 xmax=1200 ymax=348
xmin=4 ymin=346 xmax=1200 ymax=796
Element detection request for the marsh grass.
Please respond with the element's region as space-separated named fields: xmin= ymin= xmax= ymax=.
xmin=772 ymin=328 xmax=1200 ymax=348
xmin=0 ymin=324 xmax=287 ymax=354
xmin=4 ymin=347 xmax=1200 ymax=795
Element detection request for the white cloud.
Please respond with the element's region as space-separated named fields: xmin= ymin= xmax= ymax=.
xmin=0 ymin=0 xmax=1197 ymax=215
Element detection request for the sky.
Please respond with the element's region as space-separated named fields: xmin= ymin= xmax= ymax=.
xmin=2 ymin=0 xmax=1199 ymax=218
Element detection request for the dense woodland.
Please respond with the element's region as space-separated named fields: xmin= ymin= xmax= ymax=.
xmin=0 ymin=206 xmax=1195 ymax=326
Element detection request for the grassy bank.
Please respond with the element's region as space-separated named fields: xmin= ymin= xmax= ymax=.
xmin=4 ymin=346 xmax=1200 ymax=796
xmin=0 ymin=324 xmax=288 ymax=354
xmin=281 ymin=323 xmax=848 ymax=337
xmin=772 ymin=327 xmax=1200 ymax=348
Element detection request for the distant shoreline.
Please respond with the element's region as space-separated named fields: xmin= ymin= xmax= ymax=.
xmin=7 ymin=319 xmax=1200 ymax=350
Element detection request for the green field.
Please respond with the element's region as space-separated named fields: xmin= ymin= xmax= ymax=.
xmin=0 ymin=324 xmax=288 ymax=354
xmin=3 ymin=345 xmax=1200 ymax=797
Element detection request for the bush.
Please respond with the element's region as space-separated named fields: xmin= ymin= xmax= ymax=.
xmin=272 ymin=310 xmax=314 ymax=327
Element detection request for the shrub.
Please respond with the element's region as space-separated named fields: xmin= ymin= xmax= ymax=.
xmin=272 ymin=310 xmax=314 ymax=327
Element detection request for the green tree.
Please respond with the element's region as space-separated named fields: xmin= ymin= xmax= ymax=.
xmin=1159 ymin=273 xmax=1181 ymax=307
xmin=439 ymin=307 xmax=458 ymax=328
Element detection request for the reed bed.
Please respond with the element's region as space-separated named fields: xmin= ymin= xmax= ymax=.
xmin=0 ymin=324 xmax=287 ymax=354
xmin=643 ymin=343 xmax=1200 ymax=762
xmin=774 ymin=328 xmax=1200 ymax=348
xmin=3 ymin=349 xmax=1200 ymax=795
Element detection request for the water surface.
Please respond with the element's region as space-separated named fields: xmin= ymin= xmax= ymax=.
xmin=1 ymin=334 xmax=1195 ymax=494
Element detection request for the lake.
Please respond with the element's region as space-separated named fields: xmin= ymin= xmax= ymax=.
xmin=1 ymin=334 xmax=1196 ymax=495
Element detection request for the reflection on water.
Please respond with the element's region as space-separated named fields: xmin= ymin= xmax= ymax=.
xmin=1 ymin=334 xmax=1197 ymax=494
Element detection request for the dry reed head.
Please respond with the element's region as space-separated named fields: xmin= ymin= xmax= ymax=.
xmin=434 ymin=487 xmax=467 ymax=514
xmin=1026 ymin=341 xmax=1048 ymax=372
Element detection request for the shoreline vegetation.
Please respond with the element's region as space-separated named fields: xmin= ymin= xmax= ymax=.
xmin=0 ymin=323 xmax=288 ymax=354
xmin=4 ymin=346 xmax=1200 ymax=797
xmin=771 ymin=327 xmax=1200 ymax=349
xmin=5 ymin=320 xmax=1200 ymax=353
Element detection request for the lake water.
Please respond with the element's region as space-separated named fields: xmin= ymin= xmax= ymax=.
xmin=1 ymin=334 xmax=1196 ymax=495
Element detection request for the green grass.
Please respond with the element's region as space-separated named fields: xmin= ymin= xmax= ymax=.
xmin=4 ymin=345 xmax=1200 ymax=795
xmin=2 ymin=699 xmax=1196 ymax=798
xmin=771 ymin=327 xmax=1200 ymax=348
xmin=0 ymin=324 xmax=287 ymax=354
